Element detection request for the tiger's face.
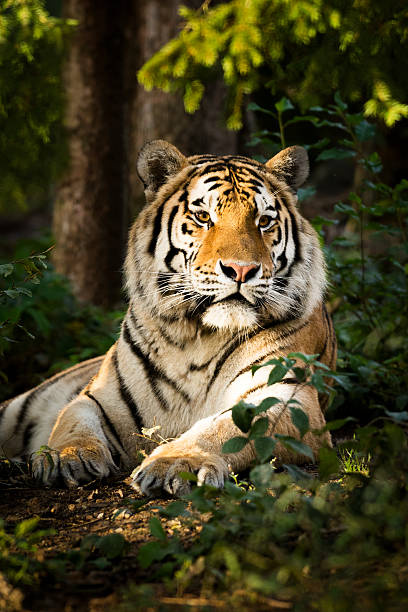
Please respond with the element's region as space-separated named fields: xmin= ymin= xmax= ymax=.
xmin=128 ymin=141 xmax=325 ymax=333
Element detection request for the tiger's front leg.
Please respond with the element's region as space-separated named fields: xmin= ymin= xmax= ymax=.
xmin=131 ymin=384 xmax=331 ymax=497
xmin=31 ymin=395 xmax=119 ymax=487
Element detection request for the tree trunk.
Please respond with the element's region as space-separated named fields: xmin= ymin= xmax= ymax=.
xmin=53 ymin=0 xmax=128 ymax=307
xmin=53 ymin=0 xmax=238 ymax=307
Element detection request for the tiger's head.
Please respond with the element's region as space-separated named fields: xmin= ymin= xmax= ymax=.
xmin=126 ymin=140 xmax=326 ymax=332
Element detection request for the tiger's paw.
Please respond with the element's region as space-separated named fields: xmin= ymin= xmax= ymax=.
xmin=130 ymin=446 xmax=230 ymax=497
xmin=31 ymin=444 xmax=118 ymax=487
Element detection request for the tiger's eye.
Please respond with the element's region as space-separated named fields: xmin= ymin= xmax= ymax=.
xmin=194 ymin=210 xmax=211 ymax=224
xmin=258 ymin=214 xmax=273 ymax=229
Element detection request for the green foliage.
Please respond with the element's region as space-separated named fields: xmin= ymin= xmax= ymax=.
xmin=123 ymin=417 xmax=408 ymax=609
xmin=0 ymin=517 xmax=54 ymax=585
xmin=0 ymin=516 xmax=128 ymax=589
xmin=0 ymin=237 xmax=123 ymax=402
xmin=0 ymin=0 xmax=75 ymax=211
xmin=138 ymin=0 xmax=408 ymax=129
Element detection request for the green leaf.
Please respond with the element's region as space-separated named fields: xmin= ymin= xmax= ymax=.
xmin=137 ymin=541 xmax=167 ymax=569
xmin=292 ymin=367 xmax=306 ymax=382
xmin=149 ymin=516 xmax=167 ymax=541
xmin=283 ymin=464 xmax=313 ymax=482
xmin=249 ymin=417 xmax=269 ymax=439
xmin=309 ymin=371 xmax=328 ymax=394
xmin=319 ymin=447 xmax=340 ymax=480
xmin=178 ymin=471 xmax=198 ymax=482
xmin=97 ymin=533 xmax=128 ymax=559
xmin=247 ymin=102 xmax=276 ymax=117
xmin=4 ymin=289 xmax=19 ymax=299
xmin=275 ymin=97 xmax=294 ymax=113
xmin=254 ymin=397 xmax=281 ymax=414
xmin=250 ymin=463 xmax=276 ymax=488
xmin=320 ymin=417 xmax=357 ymax=432
xmin=92 ymin=557 xmax=111 ymax=570
xmin=0 ymin=263 xmax=14 ymax=277
xmin=355 ymin=120 xmax=376 ymax=142
xmin=254 ymin=436 xmax=276 ymax=462
xmin=275 ymin=435 xmax=314 ymax=461
xmin=316 ymin=148 xmax=356 ymax=161
xmin=159 ymin=501 xmax=189 ymax=518
xmin=287 ymin=352 xmax=320 ymax=364
xmin=252 ymin=358 xmax=281 ymax=375
xmin=222 ymin=436 xmax=248 ymax=454
xmin=268 ymin=363 xmax=288 ymax=385
xmin=232 ymin=401 xmax=255 ymax=433
xmin=290 ymin=406 xmax=309 ymax=437
xmin=298 ymin=186 xmax=316 ymax=203
xmin=334 ymin=91 xmax=348 ymax=110
xmin=15 ymin=517 xmax=40 ymax=538
xmin=385 ymin=410 xmax=408 ymax=423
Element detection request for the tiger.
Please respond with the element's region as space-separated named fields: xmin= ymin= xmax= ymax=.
xmin=0 ymin=140 xmax=336 ymax=496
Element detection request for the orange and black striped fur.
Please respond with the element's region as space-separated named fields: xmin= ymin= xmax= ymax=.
xmin=0 ymin=141 xmax=336 ymax=495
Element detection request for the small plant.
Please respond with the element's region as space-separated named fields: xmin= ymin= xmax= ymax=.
xmin=339 ymin=445 xmax=370 ymax=477
xmin=0 ymin=518 xmax=55 ymax=586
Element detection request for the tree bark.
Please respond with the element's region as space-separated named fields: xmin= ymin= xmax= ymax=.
xmin=53 ymin=0 xmax=128 ymax=307
xmin=53 ymin=0 xmax=238 ymax=307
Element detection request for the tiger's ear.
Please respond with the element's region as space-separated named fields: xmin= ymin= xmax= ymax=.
xmin=137 ymin=140 xmax=187 ymax=202
xmin=265 ymin=146 xmax=309 ymax=189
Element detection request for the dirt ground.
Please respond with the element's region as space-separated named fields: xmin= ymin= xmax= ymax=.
xmin=0 ymin=462 xmax=205 ymax=612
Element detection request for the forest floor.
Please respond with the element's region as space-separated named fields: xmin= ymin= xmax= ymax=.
xmin=1 ymin=459 xmax=312 ymax=611
xmin=0 ymin=463 xmax=209 ymax=612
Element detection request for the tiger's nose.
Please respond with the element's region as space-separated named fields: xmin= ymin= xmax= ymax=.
xmin=219 ymin=261 xmax=261 ymax=283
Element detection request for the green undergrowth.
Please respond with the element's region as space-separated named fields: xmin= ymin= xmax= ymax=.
xmin=0 ymin=237 xmax=124 ymax=402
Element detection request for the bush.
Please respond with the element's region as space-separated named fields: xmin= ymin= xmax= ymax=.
xmin=0 ymin=237 xmax=123 ymax=402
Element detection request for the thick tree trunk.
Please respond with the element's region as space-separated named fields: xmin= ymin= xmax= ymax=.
xmin=53 ymin=1 xmax=128 ymax=307
xmin=53 ymin=0 xmax=238 ymax=307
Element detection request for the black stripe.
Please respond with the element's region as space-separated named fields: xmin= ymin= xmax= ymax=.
xmin=12 ymin=389 xmax=39 ymax=436
xmin=164 ymin=205 xmax=182 ymax=272
xmin=280 ymin=377 xmax=301 ymax=385
xmin=203 ymin=176 xmax=221 ymax=184
xmin=85 ymin=389 xmax=130 ymax=456
xmin=10 ymin=358 xmax=102 ymax=438
xmin=22 ymin=421 xmax=35 ymax=450
xmin=246 ymin=178 xmax=264 ymax=189
xmin=157 ymin=323 xmax=186 ymax=350
xmin=197 ymin=163 xmax=227 ymax=175
xmin=205 ymin=335 xmax=247 ymax=394
xmin=287 ymin=208 xmax=301 ymax=264
xmin=112 ymin=353 xmax=145 ymax=430
xmin=189 ymin=335 xmax=233 ymax=372
xmin=206 ymin=319 xmax=310 ymax=395
xmin=129 ymin=308 xmax=186 ymax=351
xmin=122 ymin=321 xmax=191 ymax=405
xmin=148 ymin=201 xmax=166 ymax=255
xmin=275 ymin=216 xmax=289 ymax=274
